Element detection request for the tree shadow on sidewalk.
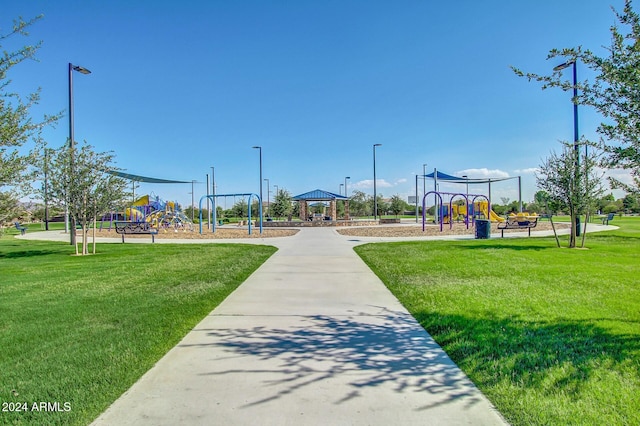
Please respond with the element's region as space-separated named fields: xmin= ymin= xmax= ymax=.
xmin=186 ymin=309 xmax=489 ymax=411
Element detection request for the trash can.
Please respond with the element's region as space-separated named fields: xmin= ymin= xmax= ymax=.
xmin=575 ymin=216 xmax=581 ymax=237
xmin=475 ymin=219 xmax=491 ymax=239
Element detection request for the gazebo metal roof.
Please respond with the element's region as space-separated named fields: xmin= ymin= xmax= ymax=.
xmin=292 ymin=189 xmax=348 ymax=201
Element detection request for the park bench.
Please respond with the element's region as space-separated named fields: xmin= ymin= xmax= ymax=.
xmin=114 ymin=221 xmax=158 ymax=243
xmin=497 ymin=215 xmax=539 ymax=237
xmin=14 ymin=222 xmax=27 ymax=235
xmin=599 ymin=213 xmax=615 ymax=225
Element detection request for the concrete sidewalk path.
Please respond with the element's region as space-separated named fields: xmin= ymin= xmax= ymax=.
xmin=91 ymin=227 xmax=506 ymax=425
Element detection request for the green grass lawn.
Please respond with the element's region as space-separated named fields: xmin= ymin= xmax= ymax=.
xmin=355 ymin=216 xmax=640 ymax=426
xmin=0 ymin=238 xmax=276 ymax=425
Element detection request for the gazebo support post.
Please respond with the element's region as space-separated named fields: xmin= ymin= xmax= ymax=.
xmin=300 ymin=200 xmax=308 ymax=221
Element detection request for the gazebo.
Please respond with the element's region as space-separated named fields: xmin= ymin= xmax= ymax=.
xmin=292 ymin=189 xmax=349 ymax=222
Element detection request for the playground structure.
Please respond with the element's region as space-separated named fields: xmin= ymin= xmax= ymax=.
xmin=417 ymin=169 xmax=525 ymax=233
xmin=442 ymin=200 xmax=505 ymax=224
xmin=101 ymin=194 xmax=194 ymax=232
xmin=422 ymin=191 xmax=505 ymax=232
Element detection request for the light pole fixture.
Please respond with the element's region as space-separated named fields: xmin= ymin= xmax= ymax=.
xmin=554 ymin=59 xmax=581 ymax=236
xmin=252 ymin=146 xmax=263 ymax=220
xmin=339 ymin=183 xmax=344 ymax=195
xmin=553 ymin=59 xmax=579 ymax=159
xmin=264 ymin=178 xmax=270 ymax=217
xmin=68 ymin=62 xmax=91 ymax=246
xmin=344 ymin=176 xmax=350 ymax=198
xmin=373 ymin=144 xmax=382 ymax=220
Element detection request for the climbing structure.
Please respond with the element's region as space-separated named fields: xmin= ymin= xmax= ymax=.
xmin=103 ymin=194 xmax=194 ymax=232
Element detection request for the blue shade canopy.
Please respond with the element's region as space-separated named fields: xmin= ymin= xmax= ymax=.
xmin=425 ymin=171 xmax=514 ymax=183
xmin=292 ymin=189 xmax=349 ymax=201
xmin=425 ymin=171 xmax=466 ymax=181
xmin=107 ymin=170 xmax=191 ymax=184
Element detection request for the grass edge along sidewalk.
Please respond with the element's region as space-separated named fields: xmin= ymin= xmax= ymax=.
xmin=0 ymin=238 xmax=276 ymax=426
xmin=354 ymin=216 xmax=640 ymax=426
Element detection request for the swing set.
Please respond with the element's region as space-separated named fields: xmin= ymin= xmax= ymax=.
xmin=422 ymin=191 xmax=492 ymax=232
xmin=198 ymin=193 xmax=263 ymax=235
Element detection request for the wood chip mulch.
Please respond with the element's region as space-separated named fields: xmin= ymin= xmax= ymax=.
xmin=92 ymin=221 xmax=569 ymax=240
xmin=93 ymin=227 xmax=299 ymax=239
xmin=336 ymin=222 xmax=569 ymax=238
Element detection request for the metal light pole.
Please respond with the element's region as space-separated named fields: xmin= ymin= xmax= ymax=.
xmin=462 ymin=174 xmax=468 ymax=217
xmin=264 ymin=178 xmax=270 ymax=218
xmin=252 ymin=146 xmax=263 ymax=220
xmin=191 ymin=180 xmax=196 ymax=222
xmin=44 ymin=148 xmax=50 ymax=230
xmin=415 ymin=173 xmax=419 ymax=223
xmin=206 ymin=173 xmax=210 ymax=229
xmin=373 ymin=144 xmax=382 ymax=219
xmin=344 ymin=176 xmax=350 ymax=198
xmin=462 ymin=174 xmax=468 ymax=197
xmin=554 ymin=59 xmax=581 ymax=235
xmin=68 ymin=62 xmax=91 ymax=245
xmin=211 ymin=166 xmax=215 ymax=226
xmin=423 ymin=163 xmax=427 ymax=197
xmin=554 ymin=60 xmax=579 ymax=162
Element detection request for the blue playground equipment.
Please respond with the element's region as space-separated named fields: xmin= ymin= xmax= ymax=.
xmin=198 ymin=193 xmax=262 ymax=235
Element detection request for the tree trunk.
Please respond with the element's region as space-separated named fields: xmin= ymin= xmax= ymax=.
xmin=82 ymin=225 xmax=89 ymax=255
xmin=549 ymin=216 xmax=561 ymax=248
xmin=74 ymin=220 xmax=79 ymax=255
xmin=569 ymin=209 xmax=577 ymax=248
xmin=581 ymin=212 xmax=590 ymax=248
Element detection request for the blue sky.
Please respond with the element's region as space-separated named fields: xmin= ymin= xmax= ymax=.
xmin=4 ymin=0 xmax=631 ymax=208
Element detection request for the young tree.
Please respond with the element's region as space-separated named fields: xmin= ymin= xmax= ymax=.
xmin=597 ymin=193 xmax=616 ymax=213
xmin=47 ymin=142 xmax=129 ymax=255
xmin=231 ymin=199 xmax=248 ymax=218
xmin=348 ymin=190 xmax=370 ymax=217
xmin=534 ymin=190 xmax=551 ymax=213
xmin=0 ymin=191 xmax=22 ymax=234
xmin=389 ymin=194 xmax=408 ymax=217
xmin=1 ymin=16 xmax=61 ymax=219
xmin=536 ymin=142 xmax=605 ymax=248
xmin=514 ymin=0 xmax=640 ymax=194
xmin=370 ymin=194 xmax=388 ymax=218
xmin=622 ymin=193 xmax=639 ymax=212
xmin=270 ymin=189 xmax=292 ymax=220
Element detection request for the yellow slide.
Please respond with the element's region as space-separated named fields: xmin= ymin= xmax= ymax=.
xmin=477 ymin=201 xmax=505 ymax=222
xmin=124 ymin=207 xmax=144 ymax=221
xmin=132 ymin=195 xmax=150 ymax=206
xmin=488 ymin=209 xmax=506 ymax=222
